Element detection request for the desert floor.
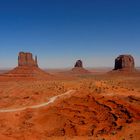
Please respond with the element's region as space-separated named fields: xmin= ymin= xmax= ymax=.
xmin=0 ymin=69 xmax=139 ymax=140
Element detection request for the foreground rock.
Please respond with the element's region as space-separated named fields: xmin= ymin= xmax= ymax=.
xmin=114 ymin=55 xmax=135 ymax=71
xmin=0 ymin=87 xmax=139 ymax=139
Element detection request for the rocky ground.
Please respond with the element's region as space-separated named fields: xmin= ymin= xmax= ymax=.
xmin=0 ymin=71 xmax=139 ymax=140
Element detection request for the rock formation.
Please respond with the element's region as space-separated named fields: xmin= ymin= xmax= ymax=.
xmin=18 ymin=52 xmax=38 ymax=67
xmin=3 ymin=52 xmax=52 ymax=79
xmin=74 ymin=60 xmax=83 ymax=68
xmin=71 ymin=60 xmax=90 ymax=74
xmin=114 ymin=55 xmax=135 ymax=71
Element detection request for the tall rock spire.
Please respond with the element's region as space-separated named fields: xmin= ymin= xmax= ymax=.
xmin=35 ymin=55 xmax=38 ymax=67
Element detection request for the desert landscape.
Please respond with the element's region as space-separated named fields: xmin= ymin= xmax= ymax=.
xmin=0 ymin=1 xmax=140 ymax=140
xmin=0 ymin=52 xmax=139 ymax=140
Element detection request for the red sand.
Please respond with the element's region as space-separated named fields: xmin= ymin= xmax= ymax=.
xmin=0 ymin=70 xmax=139 ymax=140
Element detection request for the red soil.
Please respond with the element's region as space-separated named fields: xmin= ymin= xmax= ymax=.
xmin=0 ymin=71 xmax=139 ymax=140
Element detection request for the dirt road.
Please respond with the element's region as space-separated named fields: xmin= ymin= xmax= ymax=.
xmin=0 ymin=90 xmax=76 ymax=113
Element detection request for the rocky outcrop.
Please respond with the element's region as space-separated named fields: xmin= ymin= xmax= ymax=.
xmin=18 ymin=52 xmax=38 ymax=67
xmin=74 ymin=60 xmax=83 ymax=68
xmin=2 ymin=52 xmax=52 ymax=79
xmin=71 ymin=60 xmax=90 ymax=74
xmin=114 ymin=55 xmax=135 ymax=71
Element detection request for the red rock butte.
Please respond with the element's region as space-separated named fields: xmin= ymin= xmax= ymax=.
xmin=18 ymin=52 xmax=38 ymax=67
xmin=71 ymin=60 xmax=90 ymax=74
xmin=1 ymin=52 xmax=52 ymax=79
xmin=114 ymin=54 xmax=135 ymax=71
xmin=74 ymin=60 xmax=83 ymax=68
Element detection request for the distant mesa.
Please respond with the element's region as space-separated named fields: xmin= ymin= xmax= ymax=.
xmin=113 ymin=54 xmax=135 ymax=71
xmin=74 ymin=60 xmax=83 ymax=68
xmin=71 ymin=60 xmax=90 ymax=74
xmin=18 ymin=52 xmax=38 ymax=67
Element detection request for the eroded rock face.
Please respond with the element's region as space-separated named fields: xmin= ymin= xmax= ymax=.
xmin=114 ymin=55 xmax=135 ymax=71
xmin=74 ymin=60 xmax=83 ymax=68
xmin=18 ymin=52 xmax=38 ymax=67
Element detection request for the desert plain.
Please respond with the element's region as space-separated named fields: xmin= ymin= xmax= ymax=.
xmin=0 ymin=53 xmax=139 ymax=140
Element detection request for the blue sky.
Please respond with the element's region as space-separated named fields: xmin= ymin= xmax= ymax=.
xmin=0 ymin=0 xmax=140 ymax=68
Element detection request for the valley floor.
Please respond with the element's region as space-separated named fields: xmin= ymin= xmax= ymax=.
xmin=0 ymin=72 xmax=139 ymax=140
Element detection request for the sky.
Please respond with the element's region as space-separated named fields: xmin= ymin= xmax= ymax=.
xmin=0 ymin=0 xmax=140 ymax=68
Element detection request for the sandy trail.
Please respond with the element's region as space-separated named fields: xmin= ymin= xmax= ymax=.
xmin=0 ymin=90 xmax=76 ymax=113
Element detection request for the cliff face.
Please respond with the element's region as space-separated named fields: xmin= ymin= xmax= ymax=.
xmin=18 ymin=52 xmax=38 ymax=67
